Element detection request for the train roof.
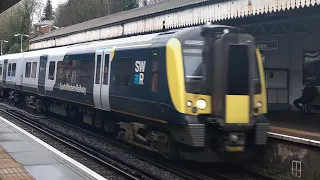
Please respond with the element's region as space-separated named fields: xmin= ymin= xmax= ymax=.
xmin=23 ymin=46 xmax=70 ymax=58
xmin=0 ymin=52 xmax=26 ymax=61
xmin=2 ymin=25 xmax=239 ymax=60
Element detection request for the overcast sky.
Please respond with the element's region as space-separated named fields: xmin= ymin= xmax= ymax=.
xmin=43 ymin=0 xmax=68 ymax=9
xmin=33 ymin=0 xmax=67 ymax=23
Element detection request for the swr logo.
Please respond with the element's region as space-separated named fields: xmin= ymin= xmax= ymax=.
xmin=134 ymin=61 xmax=146 ymax=85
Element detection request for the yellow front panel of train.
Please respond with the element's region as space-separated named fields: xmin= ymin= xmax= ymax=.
xmin=225 ymin=95 xmax=250 ymax=124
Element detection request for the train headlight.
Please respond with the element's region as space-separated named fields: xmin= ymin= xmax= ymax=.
xmin=196 ymin=99 xmax=207 ymax=110
xmin=257 ymin=101 xmax=263 ymax=108
xmin=186 ymin=101 xmax=192 ymax=107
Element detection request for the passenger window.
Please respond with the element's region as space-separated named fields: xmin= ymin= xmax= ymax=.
xmin=48 ymin=61 xmax=55 ymax=80
xmin=11 ymin=63 xmax=16 ymax=77
xmin=116 ymin=75 xmax=130 ymax=86
xmin=0 ymin=64 xmax=2 ymax=77
xmin=95 ymin=55 xmax=101 ymax=84
xmin=151 ymin=61 xmax=158 ymax=91
xmin=115 ymin=58 xmax=132 ymax=87
xmin=31 ymin=62 xmax=37 ymax=78
xmin=25 ymin=62 xmax=31 ymax=78
xmin=56 ymin=61 xmax=64 ymax=83
xmin=103 ymin=55 xmax=109 ymax=85
xmin=7 ymin=63 xmax=11 ymax=76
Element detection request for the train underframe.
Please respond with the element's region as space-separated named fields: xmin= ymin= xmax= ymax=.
xmin=1 ymin=88 xmax=268 ymax=163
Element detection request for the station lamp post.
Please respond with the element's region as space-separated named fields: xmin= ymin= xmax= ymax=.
xmin=14 ymin=34 xmax=29 ymax=52
xmin=0 ymin=40 xmax=8 ymax=55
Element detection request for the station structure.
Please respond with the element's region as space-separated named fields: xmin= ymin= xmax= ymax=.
xmin=0 ymin=0 xmax=318 ymax=179
xmin=29 ymin=0 xmax=320 ymax=146
xmin=29 ymin=0 xmax=320 ymax=113
xmin=0 ymin=0 xmax=21 ymax=13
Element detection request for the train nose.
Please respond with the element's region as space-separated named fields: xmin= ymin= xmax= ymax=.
xmin=201 ymin=25 xmax=256 ymax=126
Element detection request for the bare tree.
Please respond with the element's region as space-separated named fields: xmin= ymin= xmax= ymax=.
xmin=141 ymin=0 xmax=148 ymax=6
xmin=55 ymin=0 xmax=139 ymax=27
xmin=140 ymin=0 xmax=164 ymax=6
xmin=55 ymin=0 xmax=110 ymax=27
xmin=34 ymin=1 xmax=45 ymax=23
xmin=0 ymin=0 xmax=41 ymax=53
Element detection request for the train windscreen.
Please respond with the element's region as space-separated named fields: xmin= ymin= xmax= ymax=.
xmin=227 ymin=44 xmax=250 ymax=95
xmin=182 ymin=48 xmax=205 ymax=94
xmin=182 ymin=45 xmax=261 ymax=95
xmin=227 ymin=44 xmax=261 ymax=95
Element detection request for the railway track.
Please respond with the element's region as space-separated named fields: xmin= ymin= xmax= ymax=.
xmin=0 ymin=100 xmax=276 ymax=180
xmin=0 ymin=101 xmax=216 ymax=180
xmin=0 ymin=106 xmax=162 ymax=180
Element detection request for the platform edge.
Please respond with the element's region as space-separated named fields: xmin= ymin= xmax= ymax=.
xmin=0 ymin=116 xmax=108 ymax=180
xmin=268 ymin=132 xmax=320 ymax=147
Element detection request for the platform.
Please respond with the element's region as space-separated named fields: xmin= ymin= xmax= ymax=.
xmin=0 ymin=116 xmax=107 ymax=180
xmin=267 ymin=111 xmax=320 ymax=146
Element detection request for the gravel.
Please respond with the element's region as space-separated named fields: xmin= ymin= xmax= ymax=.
xmin=0 ymin=102 xmax=184 ymax=180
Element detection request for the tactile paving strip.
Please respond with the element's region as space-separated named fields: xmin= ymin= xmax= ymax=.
xmin=0 ymin=146 xmax=35 ymax=180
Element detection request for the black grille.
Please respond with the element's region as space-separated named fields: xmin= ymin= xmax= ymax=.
xmin=255 ymin=122 xmax=269 ymax=145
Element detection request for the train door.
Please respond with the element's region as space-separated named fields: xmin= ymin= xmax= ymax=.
xmin=93 ymin=49 xmax=111 ymax=111
xmin=38 ymin=55 xmax=47 ymax=96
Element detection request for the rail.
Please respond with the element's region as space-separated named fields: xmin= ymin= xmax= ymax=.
xmin=0 ymin=106 xmax=161 ymax=180
xmin=0 ymin=100 xmax=275 ymax=180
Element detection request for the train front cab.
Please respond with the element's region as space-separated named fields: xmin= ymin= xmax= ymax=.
xmin=166 ymin=25 xmax=269 ymax=162
xmin=204 ymin=25 xmax=269 ymax=161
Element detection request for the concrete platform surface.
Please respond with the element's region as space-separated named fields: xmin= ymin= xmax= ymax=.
xmin=267 ymin=111 xmax=320 ymax=145
xmin=0 ymin=116 xmax=107 ymax=180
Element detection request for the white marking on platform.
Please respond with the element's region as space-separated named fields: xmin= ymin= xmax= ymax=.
xmin=268 ymin=132 xmax=320 ymax=147
xmin=0 ymin=116 xmax=107 ymax=180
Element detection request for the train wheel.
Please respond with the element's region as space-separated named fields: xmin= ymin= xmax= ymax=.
xmin=161 ymin=135 xmax=179 ymax=159
xmin=35 ymin=99 xmax=44 ymax=113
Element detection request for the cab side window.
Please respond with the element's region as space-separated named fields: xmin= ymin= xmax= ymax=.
xmin=151 ymin=61 xmax=158 ymax=91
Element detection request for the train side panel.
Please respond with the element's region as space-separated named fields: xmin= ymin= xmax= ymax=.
xmin=109 ymin=45 xmax=181 ymax=125
xmin=49 ymin=52 xmax=95 ymax=107
xmin=43 ymin=48 xmax=70 ymax=97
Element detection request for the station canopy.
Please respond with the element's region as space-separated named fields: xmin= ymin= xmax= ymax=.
xmin=0 ymin=0 xmax=21 ymax=13
xmin=29 ymin=0 xmax=320 ymax=50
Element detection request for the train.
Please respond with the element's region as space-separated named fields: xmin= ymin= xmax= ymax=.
xmin=0 ymin=24 xmax=269 ymax=162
